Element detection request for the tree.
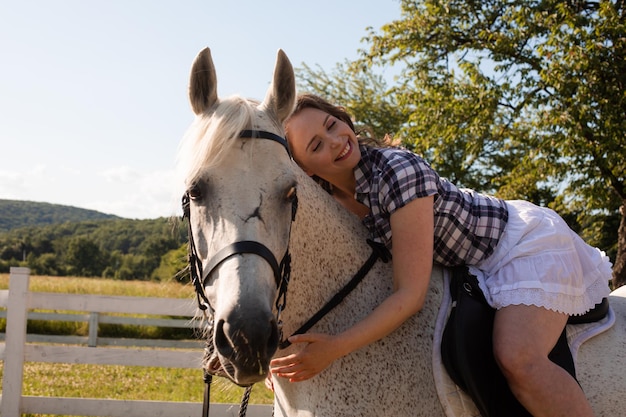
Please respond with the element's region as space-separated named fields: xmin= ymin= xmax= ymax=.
xmin=138 ymin=235 xmax=180 ymax=275
xmin=151 ymin=244 xmax=189 ymax=283
xmin=0 ymin=215 xmax=187 ymax=279
xmin=299 ymin=0 xmax=625 ymax=287
xmin=65 ymin=236 xmax=106 ymax=277
xmin=296 ymin=61 xmax=408 ymax=140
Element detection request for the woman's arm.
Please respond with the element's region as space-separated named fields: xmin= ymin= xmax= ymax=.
xmin=270 ymin=195 xmax=435 ymax=382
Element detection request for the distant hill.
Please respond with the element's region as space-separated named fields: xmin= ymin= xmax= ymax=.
xmin=0 ymin=199 xmax=121 ymax=232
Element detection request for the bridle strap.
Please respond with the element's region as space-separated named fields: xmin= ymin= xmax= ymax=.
xmin=202 ymin=372 xmax=253 ymax=417
xmin=239 ymin=129 xmax=291 ymax=157
xmin=202 ymin=371 xmax=212 ymax=417
xmin=204 ymin=240 xmax=283 ymax=288
xmin=183 ymin=192 xmax=212 ymax=312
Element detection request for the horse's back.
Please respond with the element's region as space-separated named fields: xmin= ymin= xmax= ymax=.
xmin=576 ymin=286 xmax=626 ymax=415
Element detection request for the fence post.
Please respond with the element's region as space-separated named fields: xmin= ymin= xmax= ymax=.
xmin=1 ymin=267 xmax=30 ymax=417
xmin=88 ymin=312 xmax=99 ymax=347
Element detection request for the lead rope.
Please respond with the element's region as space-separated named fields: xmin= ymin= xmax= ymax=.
xmin=239 ymin=386 xmax=253 ymax=417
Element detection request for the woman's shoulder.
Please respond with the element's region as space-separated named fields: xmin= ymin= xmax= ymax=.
xmin=362 ymin=145 xmax=421 ymax=165
xmin=362 ymin=145 xmax=434 ymax=177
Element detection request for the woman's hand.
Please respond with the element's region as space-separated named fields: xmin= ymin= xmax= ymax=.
xmin=264 ymin=373 xmax=274 ymax=391
xmin=270 ymin=333 xmax=340 ymax=382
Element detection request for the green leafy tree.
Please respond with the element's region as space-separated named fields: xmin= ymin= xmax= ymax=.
xmin=114 ymin=254 xmax=149 ymax=280
xmin=298 ymin=0 xmax=625 ymax=286
xmin=0 ymin=213 xmax=187 ymax=279
xmin=65 ymin=236 xmax=106 ymax=277
xmin=296 ymin=61 xmax=408 ymax=140
xmin=152 ymin=244 xmax=189 ymax=283
xmin=28 ymin=253 xmax=61 ymax=276
xmin=138 ymin=235 xmax=181 ymax=274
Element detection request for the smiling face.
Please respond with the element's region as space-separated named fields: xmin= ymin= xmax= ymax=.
xmin=285 ymin=107 xmax=361 ymax=186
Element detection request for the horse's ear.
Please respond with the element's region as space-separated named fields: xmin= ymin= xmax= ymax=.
xmin=189 ymin=47 xmax=218 ymax=115
xmin=262 ymin=49 xmax=296 ymax=123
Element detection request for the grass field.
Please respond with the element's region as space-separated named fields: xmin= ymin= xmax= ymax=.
xmin=0 ymin=273 xmax=274 ymax=416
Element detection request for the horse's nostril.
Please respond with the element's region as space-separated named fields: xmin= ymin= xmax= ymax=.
xmin=214 ymin=319 xmax=235 ymax=359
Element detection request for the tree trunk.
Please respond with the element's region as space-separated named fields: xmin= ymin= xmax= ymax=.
xmin=612 ymin=202 xmax=626 ymax=289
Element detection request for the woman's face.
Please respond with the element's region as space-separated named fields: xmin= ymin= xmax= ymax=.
xmin=285 ymin=107 xmax=360 ymax=184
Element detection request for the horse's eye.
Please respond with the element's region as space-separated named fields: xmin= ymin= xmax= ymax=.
xmin=188 ymin=183 xmax=203 ymax=200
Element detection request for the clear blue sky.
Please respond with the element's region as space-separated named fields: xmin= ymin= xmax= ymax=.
xmin=0 ymin=0 xmax=401 ymax=219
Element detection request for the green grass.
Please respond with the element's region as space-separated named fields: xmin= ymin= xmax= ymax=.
xmin=18 ymin=362 xmax=272 ymax=404
xmin=0 ymin=273 xmax=194 ymax=297
xmin=0 ymin=274 xmax=274 ymax=416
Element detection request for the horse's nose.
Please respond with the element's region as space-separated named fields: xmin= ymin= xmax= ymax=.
xmin=214 ymin=313 xmax=279 ymax=376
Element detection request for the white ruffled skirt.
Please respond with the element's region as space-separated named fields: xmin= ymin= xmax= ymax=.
xmin=469 ymin=200 xmax=612 ymax=316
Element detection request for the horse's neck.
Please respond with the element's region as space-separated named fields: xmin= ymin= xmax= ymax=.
xmin=296 ymin=164 xmax=366 ymax=234
xmin=291 ymin=167 xmax=371 ymax=267
xmin=275 ymin=167 xmax=447 ymax=417
xmin=282 ymin=168 xmax=380 ymax=331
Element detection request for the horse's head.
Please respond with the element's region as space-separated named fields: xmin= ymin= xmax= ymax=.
xmin=178 ymin=48 xmax=296 ymax=386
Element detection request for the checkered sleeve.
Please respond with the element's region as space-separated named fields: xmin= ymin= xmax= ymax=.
xmin=377 ymin=150 xmax=439 ymax=215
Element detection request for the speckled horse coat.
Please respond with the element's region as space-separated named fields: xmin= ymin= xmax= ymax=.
xmin=270 ymin=159 xmax=446 ymax=416
xmin=180 ymin=47 xmax=626 ymax=417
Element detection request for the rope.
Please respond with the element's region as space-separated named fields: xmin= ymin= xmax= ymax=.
xmin=239 ymin=386 xmax=253 ymax=417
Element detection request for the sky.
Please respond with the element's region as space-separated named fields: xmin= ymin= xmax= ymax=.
xmin=0 ymin=0 xmax=402 ymax=219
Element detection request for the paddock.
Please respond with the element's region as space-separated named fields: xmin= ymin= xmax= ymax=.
xmin=0 ymin=267 xmax=272 ymax=417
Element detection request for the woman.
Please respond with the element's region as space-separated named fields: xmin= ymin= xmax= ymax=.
xmin=270 ymin=94 xmax=612 ymax=416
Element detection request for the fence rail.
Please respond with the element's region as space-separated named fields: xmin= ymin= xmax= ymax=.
xmin=0 ymin=267 xmax=273 ymax=417
xmin=0 ymin=307 xmax=205 ymax=348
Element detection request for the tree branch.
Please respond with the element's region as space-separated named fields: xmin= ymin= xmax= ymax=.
xmin=582 ymin=128 xmax=626 ymax=200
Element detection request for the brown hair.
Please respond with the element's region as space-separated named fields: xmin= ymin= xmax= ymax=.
xmin=287 ymin=94 xmax=357 ymax=133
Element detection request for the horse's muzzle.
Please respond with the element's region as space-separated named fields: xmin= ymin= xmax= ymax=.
xmin=206 ymin=315 xmax=279 ymax=386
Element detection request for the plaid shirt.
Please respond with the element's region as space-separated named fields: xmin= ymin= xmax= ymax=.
xmin=354 ymin=145 xmax=508 ymax=266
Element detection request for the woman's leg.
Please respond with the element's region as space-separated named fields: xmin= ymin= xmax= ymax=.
xmin=493 ymin=304 xmax=595 ymax=417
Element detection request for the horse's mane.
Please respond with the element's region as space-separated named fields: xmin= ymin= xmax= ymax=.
xmin=177 ymin=95 xmax=260 ymax=188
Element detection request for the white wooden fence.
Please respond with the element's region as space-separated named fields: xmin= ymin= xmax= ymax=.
xmin=0 ymin=267 xmax=272 ymax=417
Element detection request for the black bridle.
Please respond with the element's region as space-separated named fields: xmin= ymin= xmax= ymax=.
xmin=183 ymin=129 xmax=390 ymax=417
xmin=182 ymin=129 xmax=295 ymax=318
xmin=183 ymin=129 xmax=296 ymax=417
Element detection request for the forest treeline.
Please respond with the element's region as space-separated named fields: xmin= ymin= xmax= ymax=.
xmin=0 ymin=199 xmax=120 ymax=231
xmin=0 ymin=200 xmax=188 ymax=282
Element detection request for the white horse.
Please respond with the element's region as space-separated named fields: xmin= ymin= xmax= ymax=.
xmin=177 ymin=47 xmax=626 ymax=417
